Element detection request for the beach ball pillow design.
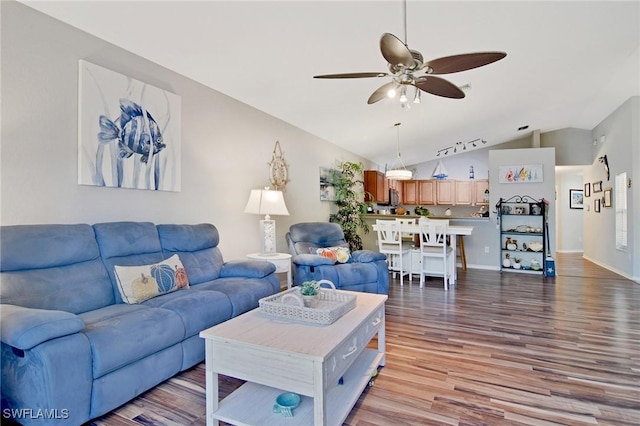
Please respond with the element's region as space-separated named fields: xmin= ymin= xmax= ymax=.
xmin=114 ymin=254 xmax=190 ymax=304
xmin=314 ymin=246 xmax=351 ymax=264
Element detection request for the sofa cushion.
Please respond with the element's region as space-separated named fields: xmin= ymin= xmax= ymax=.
xmin=79 ymin=305 xmax=185 ymax=378
xmin=141 ymin=288 xmax=232 ymax=337
xmin=94 ymin=222 xmax=165 ymax=304
xmin=157 ymin=224 xmax=224 ymax=283
xmin=114 ymin=255 xmax=190 ymax=304
xmin=0 ymin=224 xmax=114 ymax=314
xmin=194 ymin=276 xmax=280 ymax=317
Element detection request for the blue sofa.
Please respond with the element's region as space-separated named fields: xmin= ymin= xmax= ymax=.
xmin=286 ymin=222 xmax=389 ymax=294
xmin=0 ymin=222 xmax=280 ymax=425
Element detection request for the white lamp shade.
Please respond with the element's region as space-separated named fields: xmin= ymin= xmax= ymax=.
xmin=244 ymin=189 xmax=289 ymax=217
xmin=386 ymin=169 xmax=412 ymax=180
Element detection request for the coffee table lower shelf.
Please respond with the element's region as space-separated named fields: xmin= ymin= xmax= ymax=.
xmin=212 ymin=349 xmax=382 ymax=426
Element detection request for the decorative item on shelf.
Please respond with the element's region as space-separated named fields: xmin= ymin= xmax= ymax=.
xmin=444 ymin=208 xmax=452 ymax=216
xmin=300 ymin=280 xmax=320 ymax=308
xmin=506 ymin=239 xmax=518 ymax=251
xmin=502 ymin=253 xmax=511 ymax=268
xmin=484 ymin=188 xmax=490 ymax=204
xmin=512 ymin=258 xmax=521 ymax=269
xmin=273 ymin=392 xmax=301 ymax=418
xmin=269 ymin=140 xmax=289 ymax=191
xmin=530 ymin=259 xmax=542 ymax=271
xmin=244 ymin=187 xmax=290 ymax=255
xmin=385 ymin=123 xmax=412 ymax=180
xmin=469 ymin=165 xmax=475 ymax=179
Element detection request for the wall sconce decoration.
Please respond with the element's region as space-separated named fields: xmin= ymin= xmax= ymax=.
xmin=269 ymin=141 xmax=289 ymax=191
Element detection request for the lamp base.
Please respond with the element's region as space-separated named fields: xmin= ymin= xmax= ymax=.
xmin=259 ymin=219 xmax=277 ymax=255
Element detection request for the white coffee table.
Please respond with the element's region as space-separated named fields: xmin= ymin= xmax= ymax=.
xmin=199 ymin=291 xmax=387 ymax=425
xmin=247 ymin=252 xmax=292 ymax=289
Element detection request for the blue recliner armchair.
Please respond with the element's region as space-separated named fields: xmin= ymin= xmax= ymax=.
xmin=286 ymin=222 xmax=389 ymax=294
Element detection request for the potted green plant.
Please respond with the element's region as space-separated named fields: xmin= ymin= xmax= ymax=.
xmin=329 ymin=161 xmax=369 ymax=251
xmin=300 ymin=280 xmax=320 ymax=308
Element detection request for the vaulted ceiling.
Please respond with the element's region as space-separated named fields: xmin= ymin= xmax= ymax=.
xmin=21 ymin=1 xmax=640 ymax=167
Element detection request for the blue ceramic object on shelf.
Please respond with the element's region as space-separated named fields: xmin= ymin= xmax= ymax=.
xmin=273 ymin=392 xmax=301 ymax=417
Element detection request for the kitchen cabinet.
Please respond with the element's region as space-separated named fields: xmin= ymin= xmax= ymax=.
xmin=402 ymin=180 xmax=435 ymax=205
xmin=436 ymin=180 xmax=456 ymax=205
xmin=473 ymin=179 xmax=490 ymax=206
xmin=455 ymin=181 xmax=472 ymax=205
xmin=402 ymin=180 xmax=417 ymax=205
xmin=418 ymin=180 xmax=436 ymax=205
xmin=364 ymin=170 xmax=388 ymax=204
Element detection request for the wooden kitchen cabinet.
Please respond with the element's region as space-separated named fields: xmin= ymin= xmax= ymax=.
xmin=402 ymin=180 xmax=417 ymax=205
xmin=418 ymin=180 xmax=436 ymax=205
xmin=473 ymin=179 xmax=490 ymax=205
xmin=455 ymin=180 xmax=472 ymax=205
xmin=364 ymin=170 xmax=388 ymax=204
xmin=436 ymin=180 xmax=456 ymax=205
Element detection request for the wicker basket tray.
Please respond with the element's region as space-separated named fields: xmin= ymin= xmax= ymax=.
xmin=259 ymin=280 xmax=356 ymax=325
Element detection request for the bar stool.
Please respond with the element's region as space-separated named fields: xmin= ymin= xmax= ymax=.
xmin=456 ymin=235 xmax=467 ymax=271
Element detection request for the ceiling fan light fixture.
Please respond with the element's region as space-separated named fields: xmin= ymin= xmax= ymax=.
xmin=399 ymin=86 xmax=408 ymax=103
xmin=387 ymin=87 xmax=397 ymax=98
xmin=413 ymin=87 xmax=421 ymax=104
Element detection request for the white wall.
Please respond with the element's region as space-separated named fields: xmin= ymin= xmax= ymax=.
xmin=555 ymin=167 xmax=585 ymax=252
xmin=0 ymin=2 xmax=373 ymax=260
xmin=584 ymin=97 xmax=639 ymax=281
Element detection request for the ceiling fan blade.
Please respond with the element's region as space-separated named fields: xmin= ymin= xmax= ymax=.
xmin=414 ymin=76 xmax=465 ymax=99
xmin=367 ymin=81 xmax=398 ymax=104
xmin=380 ymin=33 xmax=414 ymax=68
xmin=314 ymin=72 xmax=388 ymax=79
xmin=425 ymin=52 xmax=507 ymax=74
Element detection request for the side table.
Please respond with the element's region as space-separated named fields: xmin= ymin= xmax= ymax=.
xmin=247 ymin=252 xmax=292 ymax=289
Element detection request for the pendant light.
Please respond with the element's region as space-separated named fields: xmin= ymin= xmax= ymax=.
xmin=385 ymin=123 xmax=412 ymax=180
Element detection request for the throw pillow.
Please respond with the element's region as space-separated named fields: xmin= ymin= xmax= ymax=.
xmin=114 ymin=254 xmax=190 ymax=304
xmin=313 ymin=246 xmax=351 ymax=264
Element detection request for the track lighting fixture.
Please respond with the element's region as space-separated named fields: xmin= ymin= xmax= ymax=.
xmin=436 ymin=138 xmax=488 ymax=158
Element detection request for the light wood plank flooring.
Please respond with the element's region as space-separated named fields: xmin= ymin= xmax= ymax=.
xmin=90 ymin=254 xmax=639 ymax=425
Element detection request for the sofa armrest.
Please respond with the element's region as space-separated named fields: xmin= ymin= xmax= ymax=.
xmin=0 ymin=304 xmax=85 ymax=350
xmin=292 ymin=254 xmax=336 ymax=267
xmin=351 ymin=250 xmax=387 ymax=263
xmin=220 ymin=260 xmax=276 ymax=278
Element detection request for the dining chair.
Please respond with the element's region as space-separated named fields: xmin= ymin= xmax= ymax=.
xmin=375 ymin=219 xmax=411 ymax=286
xmin=417 ymin=219 xmax=453 ymax=290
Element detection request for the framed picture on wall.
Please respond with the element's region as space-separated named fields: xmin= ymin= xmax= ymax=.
xmin=569 ymin=189 xmax=583 ymax=209
xmin=584 ymin=182 xmax=591 ymax=197
xmin=604 ymin=188 xmax=612 ymax=207
xmin=593 ymin=181 xmax=603 ymax=193
xmin=594 ymin=198 xmax=601 ymax=213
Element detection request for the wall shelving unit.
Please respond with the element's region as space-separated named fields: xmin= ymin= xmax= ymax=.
xmin=497 ymin=195 xmax=546 ymax=274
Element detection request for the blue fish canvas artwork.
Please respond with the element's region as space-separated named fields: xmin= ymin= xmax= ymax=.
xmin=78 ymin=60 xmax=181 ymax=191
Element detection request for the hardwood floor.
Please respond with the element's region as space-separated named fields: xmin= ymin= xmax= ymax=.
xmin=90 ymin=254 xmax=639 ymax=425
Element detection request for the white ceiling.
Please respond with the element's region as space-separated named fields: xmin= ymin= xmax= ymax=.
xmin=21 ymin=1 xmax=640 ymax=167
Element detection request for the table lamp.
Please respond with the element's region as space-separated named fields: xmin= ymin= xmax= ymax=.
xmin=244 ymin=188 xmax=289 ymax=255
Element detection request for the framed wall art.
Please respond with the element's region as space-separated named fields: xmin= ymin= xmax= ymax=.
xmin=603 ymin=187 xmax=612 ymax=207
xmin=569 ymin=189 xmax=583 ymax=209
xmin=592 ymin=181 xmax=603 ymax=193
xmin=78 ymin=60 xmax=182 ymax=191
xmin=498 ymin=164 xmax=543 ymax=183
xmin=594 ymin=198 xmax=601 ymax=213
xmin=319 ymin=167 xmax=339 ymax=201
xmin=584 ymin=182 xmax=590 ymax=197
